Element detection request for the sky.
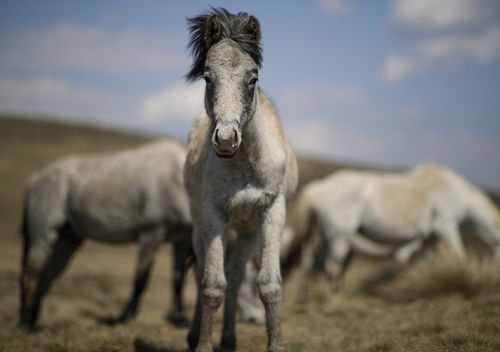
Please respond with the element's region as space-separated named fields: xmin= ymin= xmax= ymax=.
xmin=0 ymin=0 xmax=499 ymax=190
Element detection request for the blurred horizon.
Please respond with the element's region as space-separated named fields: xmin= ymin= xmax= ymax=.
xmin=1 ymin=0 xmax=499 ymax=189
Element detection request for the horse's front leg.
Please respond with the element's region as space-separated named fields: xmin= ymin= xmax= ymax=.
xmin=257 ymin=194 xmax=286 ymax=352
xmin=197 ymin=212 xmax=227 ymax=352
xmin=220 ymin=232 xmax=257 ymax=352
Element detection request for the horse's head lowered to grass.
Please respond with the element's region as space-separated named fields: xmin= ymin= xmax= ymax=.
xmin=187 ymin=8 xmax=262 ymax=158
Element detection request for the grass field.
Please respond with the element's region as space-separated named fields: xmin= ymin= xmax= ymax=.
xmin=1 ymin=115 xmax=500 ymax=352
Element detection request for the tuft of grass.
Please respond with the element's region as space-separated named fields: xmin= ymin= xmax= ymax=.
xmin=375 ymin=250 xmax=500 ymax=302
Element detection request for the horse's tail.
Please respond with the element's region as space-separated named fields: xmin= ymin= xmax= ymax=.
xmin=20 ymin=163 xmax=70 ymax=269
xmin=20 ymin=189 xmax=31 ymax=270
xmin=281 ymin=186 xmax=316 ymax=279
xmin=19 ymin=182 xmax=36 ymax=326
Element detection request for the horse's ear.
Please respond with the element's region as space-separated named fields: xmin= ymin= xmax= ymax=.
xmin=246 ymin=15 xmax=261 ymax=44
xmin=204 ymin=14 xmax=223 ymax=48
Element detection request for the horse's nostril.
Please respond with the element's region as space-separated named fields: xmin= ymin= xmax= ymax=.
xmin=214 ymin=129 xmax=220 ymax=145
xmin=231 ymin=129 xmax=239 ymax=148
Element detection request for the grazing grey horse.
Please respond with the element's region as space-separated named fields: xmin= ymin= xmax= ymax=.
xmin=19 ymin=139 xmax=193 ymax=330
xmin=184 ymin=8 xmax=298 ymax=352
xmin=284 ymin=164 xmax=500 ymax=289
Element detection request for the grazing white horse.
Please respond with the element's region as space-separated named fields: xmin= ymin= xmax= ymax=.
xmin=286 ymin=164 xmax=500 ymax=287
xmin=19 ymin=140 xmax=193 ymax=330
xmin=184 ymin=8 xmax=298 ymax=352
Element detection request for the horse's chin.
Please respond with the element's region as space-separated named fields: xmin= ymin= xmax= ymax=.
xmin=215 ymin=151 xmax=236 ymax=158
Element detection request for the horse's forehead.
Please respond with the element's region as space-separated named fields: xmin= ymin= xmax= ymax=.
xmin=207 ymin=41 xmax=256 ymax=72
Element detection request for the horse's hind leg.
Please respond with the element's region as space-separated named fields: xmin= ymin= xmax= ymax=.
xmin=166 ymin=237 xmax=192 ymax=327
xmin=19 ymin=234 xmax=53 ymax=331
xmin=237 ymin=258 xmax=265 ymax=325
xmin=324 ymin=237 xmax=353 ymax=292
xmin=220 ymin=233 xmax=257 ymax=351
xmin=394 ymin=239 xmax=424 ymax=265
xmin=20 ymin=229 xmax=82 ymax=330
xmin=118 ymin=229 xmax=162 ymax=323
xmin=436 ymin=223 xmax=466 ymax=260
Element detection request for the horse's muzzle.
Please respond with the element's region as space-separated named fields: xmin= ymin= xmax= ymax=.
xmin=212 ymin=121 xmax=241 ymax=158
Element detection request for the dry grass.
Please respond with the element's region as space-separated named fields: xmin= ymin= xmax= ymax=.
xmin=2 ymin=241 xmax=500 ymax=352
xmin=1 ymin=116 xmax=500 ymax=351
xmin=374 ymin=250 xmax=500 ymax=302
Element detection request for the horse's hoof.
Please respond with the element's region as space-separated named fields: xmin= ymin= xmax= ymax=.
xmin=219 ymin=338 xmax=236 ymax=352
xmin=116 ymin=309 xmax=136 ymax=324
xmin=18 ymin=320 xmax=37 ymax=333
xmin=117 ymin=316 xmax=131 ymax=324
xmin=166 ymin=312 xmax=190 ymax=327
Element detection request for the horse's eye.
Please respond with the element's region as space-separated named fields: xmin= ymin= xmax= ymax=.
xmin=248 ymin=77 xmax=258 ymax=87
xmin=203 ymin=74 xmax=212 ymax=85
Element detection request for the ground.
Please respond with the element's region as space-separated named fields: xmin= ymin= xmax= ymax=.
xmin=1 ymin=116 xmax=499 ymax=352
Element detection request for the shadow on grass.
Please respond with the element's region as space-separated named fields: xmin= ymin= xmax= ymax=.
xmin=133 ymin=337 xmax=186 ymax=352
xmin=356 ymin=264 xmax=403 ymax=297
xmin=79 ymin=308 xmax=124 ymax=327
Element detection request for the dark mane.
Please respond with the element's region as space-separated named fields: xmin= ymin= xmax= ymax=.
xmin=186 ymin=7 xmax=263 ymax=82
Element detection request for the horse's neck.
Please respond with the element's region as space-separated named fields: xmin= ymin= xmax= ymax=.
xmin=228 ymin=94 xmax=268 ymax=165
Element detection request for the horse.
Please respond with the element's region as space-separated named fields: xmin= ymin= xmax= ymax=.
xmin=284 ymin=164 xmax=500 ymax=289
xmin=18 ymin=139 xmax=193 ymax=331
xmin=183 ymin=8 xmax=298 ymax=352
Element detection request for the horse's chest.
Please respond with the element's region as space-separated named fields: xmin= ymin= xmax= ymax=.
xmin=206 ymin=168 xmax=272 ymax=225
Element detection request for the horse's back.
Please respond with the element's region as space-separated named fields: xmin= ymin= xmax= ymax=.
xmin=318 ymin=166 xmax=469 ymax=236
xmin=26 ymin=139 xmax=190 ymax=241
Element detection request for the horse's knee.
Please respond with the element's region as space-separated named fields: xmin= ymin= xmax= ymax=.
xmin=257 ymin=277 xmax=281 ymax=305
xmin=201 ymin=276 xmax=226 ymax=308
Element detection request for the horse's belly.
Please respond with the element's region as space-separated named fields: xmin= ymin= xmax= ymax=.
xmin=361 ymin=203 xmax=431 ymax=243
xmin=360 ymin=216 xmax=426 ymax=244
xmin=68 ymin=206 xmax=156 ymax=243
